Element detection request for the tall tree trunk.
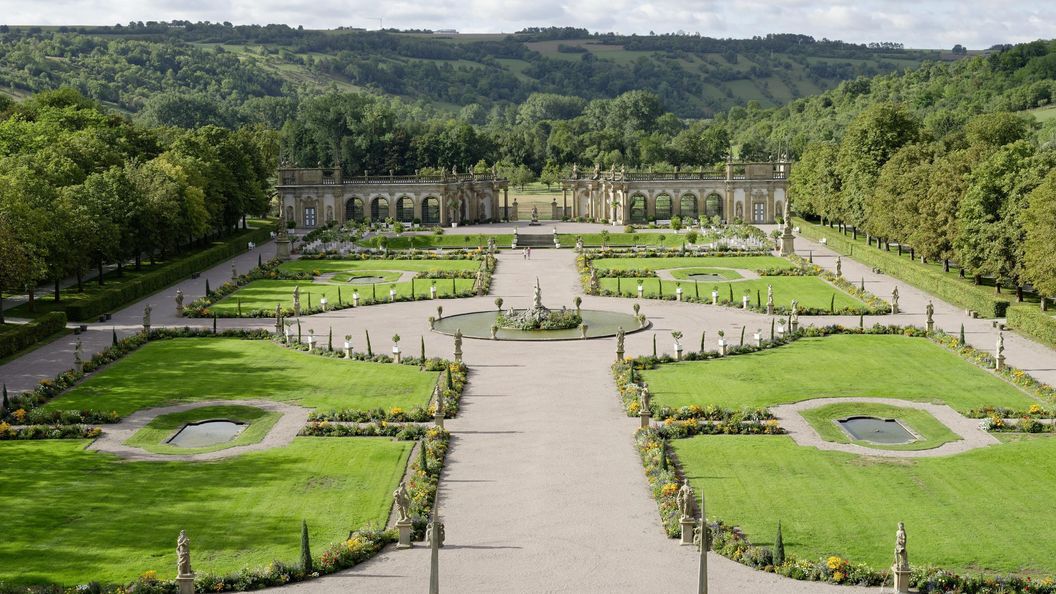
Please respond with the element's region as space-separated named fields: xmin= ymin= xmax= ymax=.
xmin=944 ymin=259 xmax=950 ymax=273
xmin=27 ymin=285 xmax=34 ymax=313
xmin=98 ymin=257 xmax=104 ymax=286
xmin=1042 ymin=297 xmax=1048 ymax=312
xmin=76 ymin=269 xmax=83 ymax=293
xmin=135 ymin=254 xmax=141 ymax=270
xmin=974 ymin=274 xmax=981 ymax=285
xmin=53 ymin=278 xmax=60 ymax=302
xmin=1016 ymin=284 xmax=1023 ymax=302
xmin=117 ymin=261 xmax=123 ymax=277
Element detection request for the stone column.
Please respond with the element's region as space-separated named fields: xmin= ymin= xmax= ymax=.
xmin=503 ymin=188 xmax=509 ymax=221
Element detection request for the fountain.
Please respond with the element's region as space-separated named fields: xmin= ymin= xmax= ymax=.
xmin=167 ymin=420 xmax=246 ymax=448
xmin=837 ymin=416 xmax=916 ymax=445
xmin=496 ymin=279 xmax=581 ymax=330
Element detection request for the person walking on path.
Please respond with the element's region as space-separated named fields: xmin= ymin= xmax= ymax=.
xmin=527 ymin=246 xmax=532 ymax=260
xmin=522 ymin=247 xmax=528 ymax=260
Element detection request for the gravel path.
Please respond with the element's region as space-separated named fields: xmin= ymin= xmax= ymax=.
xmin=87 ymin=399 xmax=310 ymax=462
xmin=773 ymin=397 xmax=1000 ymax=458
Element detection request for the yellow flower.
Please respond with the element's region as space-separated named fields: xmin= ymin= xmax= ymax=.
xmin=660 ymin=483 xmax=679 ymax=497
xmin=389 ymin=407 xmax=405 ymax=417
xmin=827 ymin=556 xmax=843 ymax=570
xmin=832 ymin=571 xmax=845 ymax=583
xmin=12 ymin=409 xmax=26 ymax=423
xmin=140 ymin=570 xmax=158 ymax=582
xmin=628 ymin=401 xmax=641 ymax=414
xmin=1029 ymin=404 xmax=1043 ymax=415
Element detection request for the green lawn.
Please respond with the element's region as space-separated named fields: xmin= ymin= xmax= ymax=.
xmin=124 ymin=405 xmax=281 ymax=455
xmin=592 ymin=255 xmax=793 ymax=272
xmin=278 ymin=259 xmax=479 ymax=274
xmin=668 ymin=267 xmax=744 ymax=280
xmin=360 ymin=234 xmax=514 ymax=249
xmin=0 ymin=437 xmax=410 ymax=585
xmin=800 ymin=402 xmax=961 ymax=451
xmin=599 ymin=276 xmax=865 ymax=312
xmin=642 ymin=335 xmax=1039 ymax=412
xmin=44 ymin=338 xmax=440 ymax=416
xmin=210 ymin=278 xmax=475 ymax=314
xmin=673 ymin=434 xmax=1056 ymax=574
xmin=566 ymin=232 xmax=717 ymax=247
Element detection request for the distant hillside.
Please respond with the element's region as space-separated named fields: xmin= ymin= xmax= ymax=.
xmin=0 ymin=23 xmax=960 ymax=119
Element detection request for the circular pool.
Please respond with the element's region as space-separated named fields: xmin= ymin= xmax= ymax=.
xmin=432 ymin=309 xmax=648 ymax=341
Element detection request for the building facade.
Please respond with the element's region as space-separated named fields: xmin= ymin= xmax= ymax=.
xmin=561 ymin=160 xmax=791 ymax=225
xmin=277 ymin=165 xmax=510 ymax=228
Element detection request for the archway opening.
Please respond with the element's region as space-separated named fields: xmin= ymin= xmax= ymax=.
xmin=680 ymin=194 xmax=698 ymax=219
xmin=422 ymin=197 xmax=440 ymax=225
xmin=345 ymin=197 xmax=364 ymax=222
xmin=655 ymin=194 xmax=673 ymax=221
xmin=705 ymin=193 xmax=723 ymax=221
xmin=629 ymin=195 xmax=647 ymax=224
xmin=371 ymin=197 xmax=389 ymax=221
xmin=396 ymin=196 xmax=415 ymax=223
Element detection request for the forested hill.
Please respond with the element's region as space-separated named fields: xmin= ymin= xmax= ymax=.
xmin=0 ymin=23 xmax=954 ymax=120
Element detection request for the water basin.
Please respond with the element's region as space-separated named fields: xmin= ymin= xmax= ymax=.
xmin=432 ymin=309 xmax=647 ymax=341
xmin=686 ymin=274 xmax=728 ymax=282
xmin=167 ymin=420 xmax=246 ymax=448
xmin=837 ymin=416 xmax=916 ymax=444
xmin=346 ymin=276 xmax=388 ymax=284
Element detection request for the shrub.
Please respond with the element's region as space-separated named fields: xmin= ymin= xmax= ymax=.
xmin=0 ymin=311 xmax=67 ymax=359
xmin=1007 ymin=305 xmax=1056 ymax=349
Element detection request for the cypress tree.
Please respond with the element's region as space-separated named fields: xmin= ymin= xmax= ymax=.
xmin=300 ymin=520 xmax=313 ymax=573
xmin=728 ymin=284 xmax=733 ymax=303
xmin=774 ymin=521 xmax=785 ymax=566
xmin=700 ymin=331 xmax=706 ymax=352
xmin=695 ymin=282 xmax=699 ymax=299
xmin=205 ymin=278 xmax=211 ymax=296
xmin=258 ymin=253 xmax=262 ymax=268
xmin=959 ymin=324 xmax=966 ymax=346
xmin=2 ymin=383 xmax=8 ymax=413
xmin=659 ymin=443 xmax=668 ymax=471
xmin=112 ymin=327 xmax=118 ymax=346
xmin=446 ymin=366 xmax=453 ymax=390
xmin=372 ymin=283 xmax=377 ymax=301
xmin=328 ymin=327 xmax=333 ymax=351
xmin=338 ymin=286 xmax=343 ymax=305
xmin=740 ymin=326 xmax=745 ymax=346
xmin=859 ymin=314 xmax=864 ymax=329
xmin=860 ymin=277 xmax=865 ymax=291
xmin=452 ymin=277 xmax=456 ymax=293
xmin=420 ymin=336 xmax=426 ymax=362
xmin=756 ymin=289 xmax=761 ymax=307
xmin=770 ymin=318 xmax=775 ymax=340
xmin=658 ymin=278 xmax=663 ymax=296
xmin=411 ymin=277 xmax=416 ymax=297
xmin=617 ymin=276 xmax=621 ymax=294
xmin=652 ymin=333 xmax=657 ymax=357
xmin=365 ymin=330 xmax=373 ymax=356
xmin=237 ymin=298 xmax=242 ymax=316
xmin=418 ymin=439 xmax=428 ymax=472
xmin=830 ymin=294 xmax=835 ymax=313
xmin=212 ymin=313 xmax=217 ymax=334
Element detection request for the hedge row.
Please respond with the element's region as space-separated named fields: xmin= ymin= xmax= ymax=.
xmin=0 ymin=312 xmax=67 ymax=360
xmin=66 ymin=225 xmax=275 ymax=321
xmin=1007 ymin=305 xmax=1056 ymax=349
xmin=795 ymin=218 xmax=1010 ymax=318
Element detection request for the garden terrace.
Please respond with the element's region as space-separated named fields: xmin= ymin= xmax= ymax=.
xmin=42 ymin=338 xmax=442 ymax=417
xmin=0 ymin=437 xmax=410 ymax=584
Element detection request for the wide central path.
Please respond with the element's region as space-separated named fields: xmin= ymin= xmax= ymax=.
xmin=282 ymin=249 xmax=873 ymax=593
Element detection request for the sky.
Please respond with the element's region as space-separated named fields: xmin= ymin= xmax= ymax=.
xmin=1 ymin=0 xmax=1053 ymax=49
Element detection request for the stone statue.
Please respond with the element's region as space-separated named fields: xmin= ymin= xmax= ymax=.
xmin=676 ymin=479 xmax=693 ymax=519
xmin=783 ymin=199 xmax=792 ymax=228
xmin=74 ymin=337 xmax=83 ymax=367
xmin=589 ymin=267 xmax=599 ymax=292
xmin=892 ymin=286 xmax=900 ymax=309
xmin=143 ymin=303 xmax=152 ymax=328
xmin=835 ymin=256 xmax=842 ymax=277
xmin=175 ymin=289 xmax=184 ymax=312
xmin=454 ymin=328 xmax=463 ymax=355
xmin=393 ymin=481 xmax=411 ymax=523
xmin=997 ymin=332 xmax=1005 ymax=358
xmin=790 ymin=300 xmax=799 ymax=322
xmin=434 ymin=384 xmax=444 ymax=416
xmin=572 ymin=163 xmax=578 ymax=178
xmin=639 ymin=383 xmax=651 ymax=411
xmin=177 ymin=529 xmax=193 ymax=577
xmin=616 ymin=327 xmax=625 ymax=354
xmin=533 ymin=277 xmax=543 ymax=309
xmin=926 ymin=301 xmax=934 ymax=324
xmin=592 ymin=163 xmax=600 ymax=180
xmin=894 ymin=522 xmax=909 ymax=571
xmin=531 ymin=206 xmax=539 ymax=223
xmin=766 ymin=285 xmax=774 ymax=307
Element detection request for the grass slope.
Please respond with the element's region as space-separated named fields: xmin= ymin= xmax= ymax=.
xmin=44 ymin=338 xmax=439 ymax=415
xmin=0 ymin=438 xmax=410 ymax=585
xmin=673 ymin=434 xmax=1056 ymax=574
xmin=642 ymin=335 xmax=1038 ymax=412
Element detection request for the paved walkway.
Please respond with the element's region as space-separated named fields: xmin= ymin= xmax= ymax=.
xmin=87 ymin=399 xmax=310 ymax=462
xmin=773 ymin=397 xmax=1000 ymax=458
xmin=6 ymin=223 xmax=1056 ymax=592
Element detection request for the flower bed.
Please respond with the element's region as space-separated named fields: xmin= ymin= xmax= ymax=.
xmin=0 ymin=422 xmax=102 ymax=440
xmin=496 ymin=308 xmax=582 ymax=331
xmin=308 ymin=361 xmax=468 ymax=422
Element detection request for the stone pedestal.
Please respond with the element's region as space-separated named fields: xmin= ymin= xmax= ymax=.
xmin=143 ymin=325 xmax=151 ymax=335
xmin=996 ymin=354 xmax=1006 ymax=371
xmin=779 ymin=229 xmax=795 ymax=257
xmin=680 ymin=517 xmax=697 ymax=546
xmin=637 ymin=286 xmax=644 ymax=299
xmin=766 ymin=304 xmax=773 ymax=315
xmin=276 ymin=238 xmax=290 ymax=261
xmin=639 ymin=410 xmax=651 ymax=429
xmin=892 ymin=568 xmax=911 ymax=593
xmin=616 ymin=348 xmax=624 ymax=361
xmin=712 ymin=293 xmax=718 ymax=305
xmin=926 ymin=320 xmax=934 ymax=333
xmin=176 ymin=304 xmax=184 ymax=315
xmin=396 ymin=520 xmax=414 ymax=549
xmin=754 ymin=334 xmax=762 ymax=347
xmin=676 ymin=289 xmax=683 ymax=302
xmin=742 ymin=296 xmax=749 ymax=309
xmin=675 ymin=346 xmax=683 ymax=361
xmin=718 ymin=340 xmax=727 ymax=356
xmin=790 ymin=321 xmax=799 ymax=333
xmin=430 ymin=286 xmax=437 ymax=299
xmin=434 ymin=411 xmax=445 ymax=429
xmin=892 ymin=304 xmax=900 ymax=315
xmin=177 ymin=576 xmax=195 ymax=594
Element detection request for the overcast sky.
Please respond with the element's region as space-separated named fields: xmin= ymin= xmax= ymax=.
xmin=2 ymin=0 xmax=1052 ymax=49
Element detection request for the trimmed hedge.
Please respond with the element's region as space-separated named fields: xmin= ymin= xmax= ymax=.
xmin=66 ymin=225 xmax=274 ymax=321
xmin=795 ymin=218 xmax=1010 ymax=318
xmin=0 ymin=312 xmax=67 ymax=359
xmin=1007 ymin=305 xmax=1056 ymax=349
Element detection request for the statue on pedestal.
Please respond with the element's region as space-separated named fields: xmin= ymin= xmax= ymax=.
xmin=676 ymin=479 xmax=693 ymax=519
xmin=533 ymin=277 xmax=543 ymax=309
xmin=766 ymin=285 xmax=774 ymax=308
xmin=177 ymin=529 xmax=193 ymax=577
xmin=926 ymin=301 xmax=934 ymax=328
xmin=143 ymin=303 xmax=152 ymax=329
xmin=997 ymin=332 xmax=1005 ymax=358
xmin=892 ymin=286 xmax=900 ymax=312
xmin=591 ymin=163 xmax=600 ymax=180
xmin=393 ymin=481 xmax=411 ymax=523
xmin=293 ymin=285 xmax=301 ymax=314
xmin=175 ymin=289 xmax=184 ymax=313
xmin=616 ymin=326 xmax=625 ymax=356
xmin=894 ymin=522 xmax=909 ymax=571
xmin=835 ymin=256 xmax=842 ymax=278
xmin=639 ymin=383 xmax=651 ymax=412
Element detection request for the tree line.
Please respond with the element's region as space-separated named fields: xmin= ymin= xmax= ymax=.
xmin=0 ymin=89 xmax=276 ymax=320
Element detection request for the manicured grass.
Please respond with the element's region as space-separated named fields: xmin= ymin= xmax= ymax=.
xmin=592 ymin=255 xmax=793 ymax=272
xmin=44 ymin=338 xmax=440 ymax=416
xmin=278 ymin=259 xmax=479 ymax=274
xmin=210 ymin=278 xmax=475 ymax=314
xmin=331 ymin=270 xmax=402 ymax=283
xmin=124 ymin=405 xmax=281 ymax=455
xmin=0 ymin=437 xmax=410 ymax=585
xmin=673 ymin=434 xmax=1056 ymax=574
xmin=800 ymin=403 xmax=961 ymax=451
xmin=565 ymin=232 xmax=717 ymax=247
xmin=642 ymin=335 xmax=1039 ymax=412
xmin=599 ymin=276 xmax=866 ymax=312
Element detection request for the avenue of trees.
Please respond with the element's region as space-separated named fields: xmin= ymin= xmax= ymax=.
xmin=0 ymin=89 xmax=276 ymax=321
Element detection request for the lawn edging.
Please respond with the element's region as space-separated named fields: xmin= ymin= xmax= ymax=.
xmin=794 ymin=218 xmax=1009 ymax=317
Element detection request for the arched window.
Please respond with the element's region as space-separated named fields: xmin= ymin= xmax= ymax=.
xmin=396 ymin=196 xmax=415 ymax=222
xmin=680 ymin=194 xmax=698 ymax=219
xmin=629 ymin=195 xmax=647 ymax=224
xmin=422 ymin=197 xmax=440 ymax=225
xmin=705 ymin=193 xmax=723 ymax=219
xmin=654 ymin=194 xmax=673 ymax=221
xmin=345 ymin=197 xmax=364 ymax=222
xmin=371 ymin=197 xmax=389 ymax=221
